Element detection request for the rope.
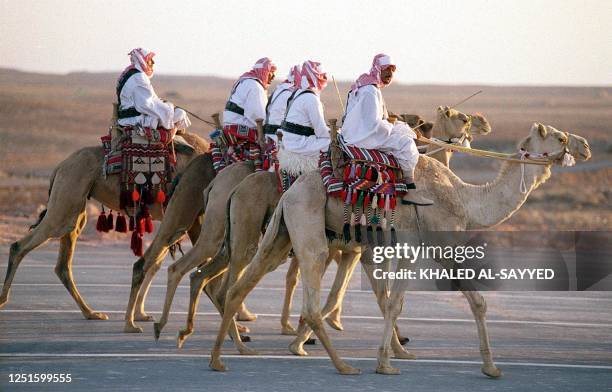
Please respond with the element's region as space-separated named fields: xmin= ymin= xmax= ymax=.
xmin=416 ymin=135 xmax=554 ymax=165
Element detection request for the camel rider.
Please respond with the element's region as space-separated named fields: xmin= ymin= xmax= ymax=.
xmin=116 ymin=48 xmax=192 ymax=149
xmin=278 ymin=60 xmax=330 ymax=164
xmin=341 ymin=54 xmax=433 ymax=206
xmin=264 ymin=64 xmax=301 ymax=144
xmin=223 ymin=57 xmax=277 ymax=136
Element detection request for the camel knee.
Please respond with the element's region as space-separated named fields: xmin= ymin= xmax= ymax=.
xmin=471 ymin=294 xmax=487 ymax=316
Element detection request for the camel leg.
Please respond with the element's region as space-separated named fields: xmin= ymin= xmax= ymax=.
xmin=461 ymin=290 xmax=502 ymax=378
xmin=1 ymin=193 xmax=84 ymax=309
xmin=153 ymin=244 xmax=207 ymax=340
xmin=133 ymin=218 xmax=203 ymax=326
xmin=177 ymin=254 xmax=229 ymax=348
xmin=53 ymin=211 xmax=109 ymax=320
xmin=280 ymin=256 xmax=300 ymax=335
xmin=361 ymin=260 xmax=415 ymax=360
xmin=294 ymin=250 xmax=360 ymax=375
xmin=209 ymin=227 xmax=293 ymax=371
xmin=289 ymin=250 xmax=360 ymax=353
xmin=375 ymin=279 xmax=408 ymax=375
xmin=1 ymin=236 xmax=50 ymax=309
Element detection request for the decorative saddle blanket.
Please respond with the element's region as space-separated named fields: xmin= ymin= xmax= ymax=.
xmin=209 ymin=125 xmax=264 ymax=173
xmin=320 ymin=135 xmax=408 ymax=245
xmin=100 ymin=125 xmax=176 ymax=256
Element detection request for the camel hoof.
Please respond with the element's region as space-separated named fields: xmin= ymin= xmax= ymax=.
xmin=238 ymin=345 xmax=258 ymax=356
xmin=153 ymin=323 xmax=162 ymax=341
xmin=86 ymin=312 xmax=109 ymax=320
xmin=289 ymin=341 xmax=308 ymax=356
xmin=209 ymin=358 xmax=227 ymax=372
xmin=376 ymin=365 xmax=401 ymax=375
xmin=326 ymin=318 xmax=344 ymax=331
xmin=124 ymin=323 xmax=144 ymax=333
xmin=482 ymin=364 xmax=502 ymax=378
xmin=135 ymin=313 xmax=155 ymax=322
xmin=240 ymin=335 xmax=251 ymax=343
xmin=338 ymin=365 xmax=361 ymax=375
xmin=236 ymin=323 xmax=250 ymax=334
xmin=304 ymin=338 xmax=316 ymax=345
xmin=177 ymin=330 xmax=192 ymax=349
xmin=393 ymin=350 xmax=416 ymax=360
xmin=398 ymin=336 xmax=410 ymax=345
xmin=236 ymin=310 xmax=257 ymax=322
xmin=0 ymin=295 xmax=8 ymax=308
xmin=281 ymin=325 xmax=297 ymax=335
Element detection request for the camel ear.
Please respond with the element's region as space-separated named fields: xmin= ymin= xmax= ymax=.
xmin=531 ymin=122 xmax=547 ymax=138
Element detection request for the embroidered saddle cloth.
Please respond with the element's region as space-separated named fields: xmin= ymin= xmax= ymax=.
xmin=319 ymin=135 xmax=408 ymax=245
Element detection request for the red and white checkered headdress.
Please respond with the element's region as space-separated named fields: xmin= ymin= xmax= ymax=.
xmin=351 ymin=53 xmax=396 ymax=91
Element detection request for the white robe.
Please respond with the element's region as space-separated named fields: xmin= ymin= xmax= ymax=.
xmin=265 ymin=82 xmax=294 ymax=144
xmin=117 ymin=72 xmax=191 ymax=130
xmin=279 ymin=89 xmax=330 ymax=157
xmin=341 ymin=84 xmax=418 ymax=175
xmin=223 ymin=78 xmax=267 ymax=129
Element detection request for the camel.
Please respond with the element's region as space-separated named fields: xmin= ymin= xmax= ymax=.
xmin=0 ymin=131 xmax=210 ymax=321
xmin=206 ymin=123 xmax=591 ymax=375
xmin=124 ymin=158 xmax=258 ymax=333
xmin=153 ymin=107 xmax=492 ymax=348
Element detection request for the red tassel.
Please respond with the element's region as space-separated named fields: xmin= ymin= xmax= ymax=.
xmin=365 ymin=167 xmax=373 ymax=180
xmin=351 ymin=191 xmax=358 ymax=205
xmin=355 ymin=166 xmax=362 ymax=178
xmin=115 ymin=213 xmax=127 ymax=233
xmin=132 ymin=189 xmax=140 ymax=202
xmin=343 ymin=165 xmax=350 ymax=180
xmin=96 ymin=210 xmax=108 ymax=232
xmin=388 ymin=169 xmax=396 ymax=183
xmin=156 ymin=190 xmax=166 ymax=204
xmin=106 ymin=211 xmax=114 ymax=231
xmin=129 ymin=216 xmax=135 ymax=232
xmin=341 ymin=189 xmax=348 ymax=201
xmin=378 ymin=194 xmax=385 ymax=209
xmin=137 ymin=218 xmax=145 ymax=235
xmin=390 ymin=196 xmax=397 ymax=209
xmin=130 ymin=231 xmax=143 ymax=256
xmin=145 ymin=215 xmax=154 ymax=233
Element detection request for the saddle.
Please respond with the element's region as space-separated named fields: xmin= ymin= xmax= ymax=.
xmin=99 ymin=104 xmax=177 ymax=256
xmin=210 ymin=124 xmax=264 ymax=173
xmin=320 ymin=133 xmax=407 ymax=245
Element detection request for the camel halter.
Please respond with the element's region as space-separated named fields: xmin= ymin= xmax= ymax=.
xmin=416 ymin=132 xmax=576 ymax=193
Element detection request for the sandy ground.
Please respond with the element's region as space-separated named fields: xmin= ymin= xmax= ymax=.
xmin=0 ymin=243 xmax=611 ymax=391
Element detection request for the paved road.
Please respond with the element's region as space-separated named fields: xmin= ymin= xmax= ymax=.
xmin=0 ymin=243 xmax=611 ymax=391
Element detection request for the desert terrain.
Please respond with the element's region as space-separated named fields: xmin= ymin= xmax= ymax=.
xmin=0 ymin=68 xmax=610 ymax=244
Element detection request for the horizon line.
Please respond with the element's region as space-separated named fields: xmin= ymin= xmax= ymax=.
xmin=1 ymin=67 xmax=610 ymax=89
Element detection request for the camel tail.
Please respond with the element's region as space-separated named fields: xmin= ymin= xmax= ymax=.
xmin=29 ymin=166 xmax=59 ymax=230
xmin=257 ymin=192 xmax=287 ymax=252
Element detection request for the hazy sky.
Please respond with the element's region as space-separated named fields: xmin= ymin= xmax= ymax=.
xmin=1 ymin=0 xmax=610 ymax=85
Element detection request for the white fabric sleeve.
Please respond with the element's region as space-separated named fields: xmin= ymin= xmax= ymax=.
xmin=306 ymin=96 xmax=330 ymax=138
xmin=132 ymin=76 xmax=174 ymax=129
xmin=244 ymin=83 xmax=267 ymax=125
xmin=360 ymin=89 xmax=393 ymax=136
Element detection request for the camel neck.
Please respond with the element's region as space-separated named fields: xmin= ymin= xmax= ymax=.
xmin=458 ymin=160 xmax=551 ymax=230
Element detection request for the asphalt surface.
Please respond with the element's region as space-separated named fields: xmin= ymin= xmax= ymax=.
xmin=0 ymin=242 xmax=611 ymax=391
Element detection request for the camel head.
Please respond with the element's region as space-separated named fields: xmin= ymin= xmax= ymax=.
xmin=435 ymin=105 xmax=490 ymax=143
xmin=520 ymin=123 xmax=591 ymax=164
xmin=567 ymin=132 xmax=592 ymax=161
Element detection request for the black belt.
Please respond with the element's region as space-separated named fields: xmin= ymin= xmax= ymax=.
xmin=225 ymin=101 xmax=244 ymax=116
xmin=117 ymin=107 xmax=141 ymax=119
xmin=264 ymin=124 xmax=280 ymax=135
xmin=280 ymin=121 xmax=315 ymax=137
